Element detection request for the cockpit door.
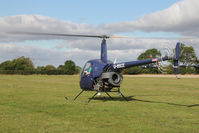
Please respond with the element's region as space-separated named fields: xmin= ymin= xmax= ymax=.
xmin=80 ymin=62 xmax=93 ymax=90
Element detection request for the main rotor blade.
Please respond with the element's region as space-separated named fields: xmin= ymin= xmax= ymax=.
xmin=8 ymin=31 xmax=110 ymax=38
xmin=8 ymin=31 xmax=198 ymax=40
xmin=109 ymin=36 xmax=198 ymax=40
xmin=109 ymin=36 xmax=133 ymax=38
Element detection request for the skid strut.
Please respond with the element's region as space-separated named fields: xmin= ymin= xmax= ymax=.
xmin=74 ymin=90 xmax=84 ymax=101
xmin=88 ymin=91 xmax=98 ymax=103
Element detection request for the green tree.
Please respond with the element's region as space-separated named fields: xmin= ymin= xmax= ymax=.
xmin=36 ymin=66 xmax=46 ymax=74
xmin=12 ymin=56 xmax=35 ymax=74
xmin=63 ymin=60 xmax=76 ymax=75
xmin=75 ymin=66 xmax=82 ymax=74
xmin=0 ymin=60 xmax=15 ymax=74
xmin=179 ymin=44 xmax=198 ymax=65
xmin=138 ymin=48 xmax=161 ymax=60
xmin=13 ymin=56 xmax=34 ymax=70
xmin=57 ymin=65 xmax=64 ymax=74
xmin=45 ymin=65 xmax=56 ymax=75
xmin=0 ymin=60 xmax=15 ymax=70
xmin=137 ymin=48 xmax=161 ymax=74
xmin=195 ymin=66 xmax=199 ymax=74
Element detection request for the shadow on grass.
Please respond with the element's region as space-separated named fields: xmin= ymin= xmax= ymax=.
xmin=92 ymin=96 xmax=134 ymax=102
xmin=91 ymin=95 xmax=199 ymax=108
xmin=131 ymin=96 xmax=199 ymax=108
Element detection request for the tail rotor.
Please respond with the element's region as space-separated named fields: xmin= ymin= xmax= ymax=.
xmin=157 ymin=44 xmax=173 ymax=73
xmin=157 ymin=42 xmax=181 ymax=78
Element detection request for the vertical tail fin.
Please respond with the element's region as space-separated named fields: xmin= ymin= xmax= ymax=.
xmin=174 ymin=42 xmax=180 ymax=78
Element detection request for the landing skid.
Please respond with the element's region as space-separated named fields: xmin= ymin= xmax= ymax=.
xmin=73 ymin=88 xmax=128 ymax=103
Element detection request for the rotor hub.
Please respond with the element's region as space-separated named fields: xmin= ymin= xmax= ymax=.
xmin=99 ymin=35 xmax=109 ymax=39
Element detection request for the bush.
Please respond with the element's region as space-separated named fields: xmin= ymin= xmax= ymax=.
xmin=45 ymin=65 xmax=57 ymax=75
xmin=63 ymin=60 xmax=76 ymax=75
xmin=123 ymin=67 xmax=142 ymax=74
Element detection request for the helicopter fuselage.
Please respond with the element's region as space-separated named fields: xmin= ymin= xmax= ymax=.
xmin=80 ymin=59 xmax=106 ymax=90
xmin=80 ymin=55 xmax=171 ymax=91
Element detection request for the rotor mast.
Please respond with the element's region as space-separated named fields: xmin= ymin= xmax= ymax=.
xmin=101 ymin=38 xmax=108 ymax=63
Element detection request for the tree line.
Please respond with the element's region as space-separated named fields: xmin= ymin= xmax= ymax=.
xmin=0 ymin=56 xmax=81 ymax=75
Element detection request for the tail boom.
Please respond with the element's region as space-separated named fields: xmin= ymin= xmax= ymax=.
xmin=110 ymin=56 xmax=169 ymax=71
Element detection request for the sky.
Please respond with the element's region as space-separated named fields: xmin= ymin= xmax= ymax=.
xmin=0 ymin=0 xmax=180 ymax=24
xmin=0 ymin=0 xmax=199 ymax=67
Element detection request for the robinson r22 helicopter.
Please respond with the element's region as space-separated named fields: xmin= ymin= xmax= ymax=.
xmin=10 ymin=32 xmax=181 ymax=102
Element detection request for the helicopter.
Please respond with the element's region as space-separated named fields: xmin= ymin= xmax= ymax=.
xmin=76 ymin=36 xmax=180 ymax=103
xmin=9 ymin=32 xmax=181 ymax=103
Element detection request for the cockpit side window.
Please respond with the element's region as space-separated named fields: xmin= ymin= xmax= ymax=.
xmin=81 ymin=62 xmax=92 ymax=76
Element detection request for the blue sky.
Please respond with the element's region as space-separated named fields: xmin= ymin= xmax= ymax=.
xmin=0 ymin=0 xmax=199 ymax=67
xmin=0 ymin=0 xmax=180 ymax=24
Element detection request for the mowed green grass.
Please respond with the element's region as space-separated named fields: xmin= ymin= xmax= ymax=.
xmin=0 ymin=75 xmax=199 ymax=133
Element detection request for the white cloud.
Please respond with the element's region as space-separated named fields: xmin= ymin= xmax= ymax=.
xmin=0 ymin=14 xmax=107 ymax=42
xmin=102 ymin=0 xmax=199 ymax=37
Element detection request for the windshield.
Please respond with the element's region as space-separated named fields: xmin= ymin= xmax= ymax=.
xmin=81 ymin=62 xmax=92 ymax=76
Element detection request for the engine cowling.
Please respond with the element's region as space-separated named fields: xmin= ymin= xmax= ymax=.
xmin=101 ymin=72 xmax=123 ymax=86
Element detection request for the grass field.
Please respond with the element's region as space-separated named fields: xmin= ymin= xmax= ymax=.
xmin=0 ymin=75 xmax=199 ymax=133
